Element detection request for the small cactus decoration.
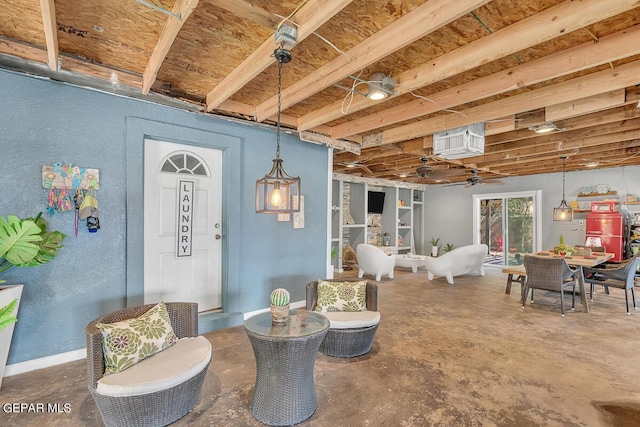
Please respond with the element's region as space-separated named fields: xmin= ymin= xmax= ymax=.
xmin=270 ymin=288 xmax=290 ymax=323
xmin=270 ymin=288 xmax=290 ymax=306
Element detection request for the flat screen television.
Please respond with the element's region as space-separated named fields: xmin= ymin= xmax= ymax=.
xmin=368 ymin=191 xmax=385 ymax=214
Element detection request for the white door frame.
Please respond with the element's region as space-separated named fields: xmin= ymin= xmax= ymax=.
xmin=143 ymin=139 xmax=223 ymax=312
xmin=125 ymin=117 xmax=242 ymax=310
xmin=472 ymin=190 xmax=543 ymax=254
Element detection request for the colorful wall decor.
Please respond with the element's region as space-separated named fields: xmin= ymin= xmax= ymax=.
xmin=42 ymin=162 xmax=100 ymax=190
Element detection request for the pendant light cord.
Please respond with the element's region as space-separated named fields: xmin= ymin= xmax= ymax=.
xmin=562 ymin=157 xmax=566 ymax=201
xmin=276 ymin=57 xmax=282 ymax=159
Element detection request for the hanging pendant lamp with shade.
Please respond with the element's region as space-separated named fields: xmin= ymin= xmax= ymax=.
xmin=553 ymin=155 xmax=573 ymax=221
xmin=255 ymin=46 xmax=301 ymax=214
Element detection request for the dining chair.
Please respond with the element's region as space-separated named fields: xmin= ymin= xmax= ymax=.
xmin=575 ymin=245 xmax=606 ymax=255
xmin=522 ymin=255 xmax=580 ymax=317
xmin=582 ymin=256 xmax=640 ymax=314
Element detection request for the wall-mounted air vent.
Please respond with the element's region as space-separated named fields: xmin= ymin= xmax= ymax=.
xmin=433 ymin=122 xmax=485 ymax=159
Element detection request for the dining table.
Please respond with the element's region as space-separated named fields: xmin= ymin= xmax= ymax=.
xmin=502 ymin=250 xmax=615 ymax=313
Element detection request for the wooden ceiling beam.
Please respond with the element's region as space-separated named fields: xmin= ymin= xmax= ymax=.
xmin=142 ymin=0 xmax=199 ymax=95
xmin=476 ymin=129 xmax=640 ymax=167
xmin=365 ymin=59 xmax=640 ymax=147
xmin=208 ymin=0 xmax=278 ymax=28
xmin=298 ymin=131 xmax=361 ymax=154
xmin=486 ymin=117 xmax=640 ymax=155
xmin=490 ymin=142 xmax=640 ymax=174
xmin=0 ymin=40 xmax=160 ymax=90
xmin=39 ymin=0 xmax=58 ymax=71
xmin=486 ymin=102 xmax=640 ymax=145
xmin=329 ymin=25 xmax=640 ymax=139
xmin=485 ymin=117 xmax=516 ymax=136
xmin=545 ymin=89 xmax=627 ymax=122
xmin=205 ymin=0 xmax=353 ymax=112
xmin=257 ymin=0 xmax=492 ymax=123
xmin=301 ymin=0 xmax=640 ymax=133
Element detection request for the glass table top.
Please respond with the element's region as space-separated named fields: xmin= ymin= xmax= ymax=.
xmin=244 ymin=309 xmax=329 ymax=338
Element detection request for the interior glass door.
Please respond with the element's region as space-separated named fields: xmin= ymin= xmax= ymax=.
xmin=480 ymin=199 xmax=504 ymax=264
xmin=474 ymin=191 xmax=541 ymax=266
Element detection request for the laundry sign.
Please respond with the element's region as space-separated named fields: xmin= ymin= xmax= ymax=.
xmin=176 ymin=179 xmax=195 ymax=257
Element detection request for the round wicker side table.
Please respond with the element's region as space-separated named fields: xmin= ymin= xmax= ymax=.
xmin=244 ymin=310 xmax=329 ymax=426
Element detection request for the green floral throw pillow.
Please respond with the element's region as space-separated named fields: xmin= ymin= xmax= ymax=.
xmin=315 ymin=280 xmax=367 ymax=312
xmin=96 ymin=302 xmax=178 ymax=375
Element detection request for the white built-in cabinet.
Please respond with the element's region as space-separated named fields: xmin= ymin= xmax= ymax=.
xmin=330 ymin=176 xmax=425 ymax=272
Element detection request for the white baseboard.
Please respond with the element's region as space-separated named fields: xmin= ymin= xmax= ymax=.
xmin=4 ymin=348 xmax=87 ymax=377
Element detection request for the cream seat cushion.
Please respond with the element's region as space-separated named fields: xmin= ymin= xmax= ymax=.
xmin=96 ymin=336 xmax=211 ymax=397
xmin=321 ymin=310 xmax=380 ymax=329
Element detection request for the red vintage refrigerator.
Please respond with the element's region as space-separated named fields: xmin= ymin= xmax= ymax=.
xmin=586 ymin=211 xmax=624 ymax=262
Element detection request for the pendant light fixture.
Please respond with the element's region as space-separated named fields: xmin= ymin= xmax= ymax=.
xmin=255 ymin=46 xmax=301 ymax=214
xmin=553 ymin=155 xmax=573 ymax=221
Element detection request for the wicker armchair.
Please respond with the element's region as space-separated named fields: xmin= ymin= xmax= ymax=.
xmin=306 ymin=280 xmax=379 ymax=357
xmin=86 ymin=302 xmax=210 ymax=427
xmin=522 ymin=255 xmax=579 ymax=317
xmin=583 ymin=256 xmax=639 ymax=314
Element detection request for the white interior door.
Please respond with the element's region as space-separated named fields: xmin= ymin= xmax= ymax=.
xmin=144 ymin=139 xmax=222 ymax=312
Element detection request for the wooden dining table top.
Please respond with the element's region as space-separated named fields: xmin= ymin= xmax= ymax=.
xmin=530 ymin=250 xmax=615 ymax=267
xmin=502 ymin=251 xmax=615 ymax=274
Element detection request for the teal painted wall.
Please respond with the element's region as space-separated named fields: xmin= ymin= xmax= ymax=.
xmin=0 ymin=69 xmax=329 ymax=364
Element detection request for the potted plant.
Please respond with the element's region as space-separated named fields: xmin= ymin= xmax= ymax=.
xmin=430 ymin=237 xmax=440 ymax=257
xmin=0 ymin=213 xmax=65 ymax=388
xmin=442 ymin=243 xmax=456 ymax=253
xmin=331 ymin=246 xmax=341 ymax=272
xmin=270 ymin=288 xmax=290 ymax=323
xmin=553 ymin=234 xmax=575 ymax=256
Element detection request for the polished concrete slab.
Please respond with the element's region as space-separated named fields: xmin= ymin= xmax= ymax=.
xmin=2 ymin=267 xmax=640 ymax=426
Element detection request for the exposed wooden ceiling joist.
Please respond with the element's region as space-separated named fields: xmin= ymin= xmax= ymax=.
xmin=142 ymin=0 xmax=199 ymax=94
xmin=205 ymin=0 xmax=353 ymax=112
xmin=256 ymin=0 xmax=492 ymax=122
xmin=365 ymin=60 xmax=640 ymax=147
xmin=328 ymin=25 xmax=640 ymax=139
xmin=39 ymin=0 xmax=58 ymax=71
xmin=298 ymin=0 xmax=640 ymax=132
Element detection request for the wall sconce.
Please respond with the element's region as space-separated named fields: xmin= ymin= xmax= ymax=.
xmin=553 ymin=155 xmax=573 ymax=221
xmin=255 ymin=47 xmax=300 ymax=214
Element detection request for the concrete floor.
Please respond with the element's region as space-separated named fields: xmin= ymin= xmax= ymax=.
xmin=2 ymin=267 xmax=640 ymax=426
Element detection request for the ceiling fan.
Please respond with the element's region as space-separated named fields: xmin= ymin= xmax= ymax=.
xmin=444 ymin=169 xmax=503 ymax=187
xmin=415 ymin=157 xmax=434 ymax=178
xmin=415 ymin=157 xmax=462 ymax=182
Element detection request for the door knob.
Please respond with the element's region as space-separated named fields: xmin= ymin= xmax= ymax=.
xmin=215 ymin=234 xmax=222 ymax=240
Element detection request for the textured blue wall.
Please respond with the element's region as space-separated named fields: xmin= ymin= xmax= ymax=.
xmin=0 ymin=69 xmax=329 ymax=364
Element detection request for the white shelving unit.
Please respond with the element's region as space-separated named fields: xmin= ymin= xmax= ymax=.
xmin=331 ymin=174 xmax=425 ymax=271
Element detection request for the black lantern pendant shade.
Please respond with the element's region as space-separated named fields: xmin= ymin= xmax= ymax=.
xmin=256 ymin=47 xmax=301 ymax=214
xmin=553 ymin=156 xmax=573 ymax=221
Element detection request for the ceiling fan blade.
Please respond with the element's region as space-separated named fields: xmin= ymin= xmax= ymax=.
xmin=483 ymin=179 xmax=504 ymax=185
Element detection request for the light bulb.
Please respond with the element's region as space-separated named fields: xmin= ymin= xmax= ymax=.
xmin=271 ymin=182 xmax=282 ymax=207
xmin=367 ymin=90 xmax=387 ymax=101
